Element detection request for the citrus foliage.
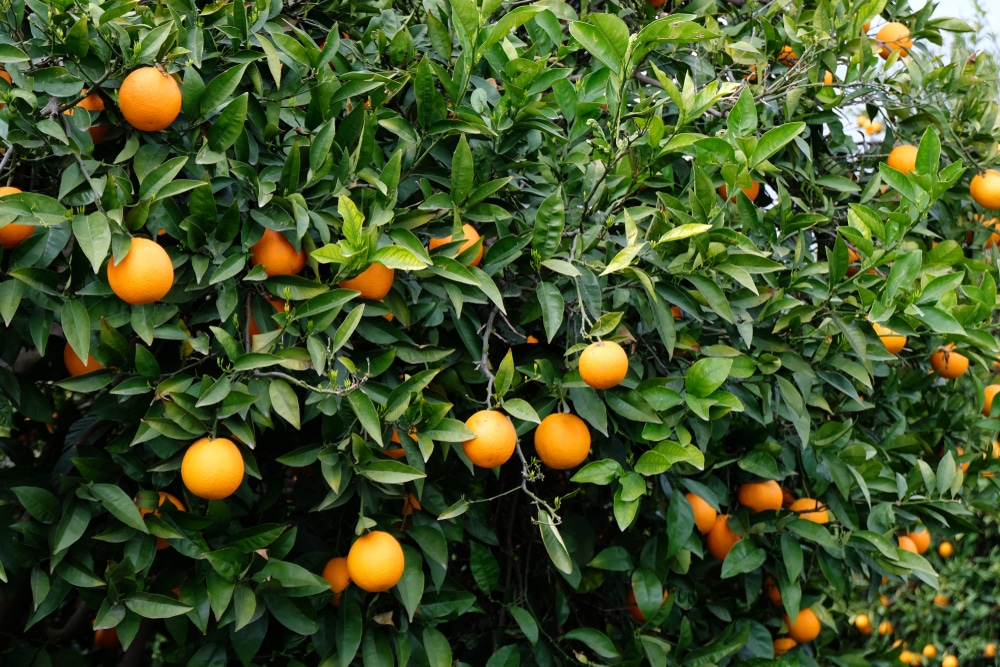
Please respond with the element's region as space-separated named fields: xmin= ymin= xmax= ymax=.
xmin=0 ymin=0 xmax=999 ymax=665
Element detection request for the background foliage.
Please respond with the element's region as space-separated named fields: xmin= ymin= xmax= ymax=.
xmin=1 ymin=0 xmax=1000 ymax=665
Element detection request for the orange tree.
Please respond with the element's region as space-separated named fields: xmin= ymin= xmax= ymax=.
xmin=1 ymin=0 xmax=1000 ymax=665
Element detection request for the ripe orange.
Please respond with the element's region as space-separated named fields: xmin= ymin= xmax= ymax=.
xmin=823 ymin=70 xmax=834 ymax=85
xmin=872 ymin=322 xmax=906 ymax=354
xmin=985 ymin=643 xmax=997 ymax=658
xmin=777 ymin=45 xmax=799 ymax=66
xmin=250 ymin=229 xmax=307 ymax=276
xmin=0 ymin=186 xmax=34 ymax=249
xmin=579 ymin=341 xmax=629 ymax=390
xmin=858 ymin=115 xmax=871 ymax=128
xmin=972 ymin=170 xmax=1000 ymax=210
xmin=942 ymin=655 xmax=958 ymax=667
xmin=118 ymin=67 xmax=182 ymax=131
xmin=930 ymin=345 xmax=969 ymax=379
xmin=879 ymin=620 xmax=894 ymax=635
xmin=718 ymin=181 xmax=761 ymax=202
xmin=933 ymin=594 xmax=948 ymax=606
xmin=763 ymin=575 xmax=782 ymax=605
xmin=938 ymin=541 xmax=953 ymax=557
xmin=65 ymin=90 xmax=108 ymax=144
xmin=903 ymin=527 xmax=931 ymax=554
xmin=138 ymin=491 xmax=185 ymax=550
xmin=785 ymin=607 xmax=821 ymax=643
xmin=923 ymin=644 xmax=937 ymax=659
xmin=386 ymin=427 xmax=414 ymax=459
xmin=321 ymin=556 xmax=350 ymax=606
xmin=685 ymin=492 xmax=717 ymax=535
xmin=898 ymin=535 xmax=918 ymax=553
xmin=738 ymin=480 xmax=782 ymax=512
xmin=773 ymin=637 xmax=797 ymax=656
xmin=626 ymin=588 xmax=669 ymax=622
xmin=984 ymin=385 xmax=1000 ymax=417
xmin=180 ymin=437 xmax=245 ymax=500
xmin=706 ymin=514 xmax=740 ymax=560
xmin=346 ymin=530 xmax=405 ymax=592
xmin=93 ymin=627 xmax=120 ymax=650
xmin=462 ymin=409 xmax=517 ymax=468
xmin=886 ymin=145 xmax=918 ymax=174
xmin=862 ymin=21 xmax=871 ymax=33
xmin=526 ymin=335 xmax=540 ymax=344
xmin=339 ymin=262 xmax=394 ymax=299
xmin=402 ymin=492 xmax=422 ymax=517
xmin=877 ymin=22 xmax=912 ymax=59
xmin=855 ymin=613 xmax=871 ymax=631
xmin=428 ymin=223 xmax=484 ymax=267
xmin=789 ymin=497 xmax=829 ymax=523
xmin=107 ymin=237 xmax=174 ymax=305
xmin=64 ymin=341 xmax=103 ymax=376
xmin=248 ymin=297 xmax=286 ymax=337
xmin=899 ymin=650 xmax=916 ymax=664
xmin=533 ymin=412 xmax=591 ymax=469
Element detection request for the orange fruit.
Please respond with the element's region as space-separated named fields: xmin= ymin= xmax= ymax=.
xmin=93 ymin=627 xmax=120 ymax=650
xmin=985 ymin=385 xmax=1000 ymax=418
xmin=774 ymin=637 xmax=797 ymax=656
xmin=107 ymin=237 xmax=174 ymax=305
xmin=339 ymin=262 xmax=395 ymax=299
xmin=579 ymin=340 xmax=629 ymax=390
xmin=872 ymin=322 xmax=906 ymax=354
xmin=898 ymin=535 xmax=917 ymax=553
xmin=858 ymin=115 xmax=871 ymax=127
xmin=903 ymin=527 xmax=931 ymax=554
xmin=0 ymin=70 xmax=9 ymax=85
xmin=777 ymin=45 xmax=799 ymax=66
xmin=879 ymin=620 xmax=894 ymax=635
xmin=626 ymin=588 xmax=669 ymax=622
xmin=706 ymin=514 xmax=741 ymax=560
xmin=763 ymin=575 xmax=782 ymax=605
xmin=321 ymin=556 xmax=350 ymax=606
xmin=930 ymin=345 xmax=969 ymax=379
xmin=428 ymin=223 xmax=484 ymax=267
xmin=855 ymin=613 xmax=871 ymax=630
xmin=180 ymin=437 xmax=245 ymax=500
xmin=877 ymin=22 xmax=912 ymax=59
xmin=972 ymin=170 xmax=1000 ymax=209
xmin=385 ymin=427 xmax=412 ymax=459
xmin=64 ymin=341 xmax=103 ymax=376
xmin=938 ymin=541 xmax=953 ymax=557
xmin=899 ymin=650 xmax=916 ymax=664
xmin=533 ymin=413 xmax=590 ymax=469
xmin=65 ymin=91 xmax=108 ymax=144
xmin=346 ymin=530 xmax=405 ymax=592
xmin=526 ymin=335 xmax=540 ymax=344
xmin=823 ymin=70 xmax=834 ymax=85
xmin=789 ymin=497 xmax=829 ymax=523
xmin=862 ymin=21 xmax=871 ymax=33
xmin=462 ymin=409 xmax=517 ymax=468
xmin=923 ymin=644 xmax=937 ymax=659
xmin=942 ymin=655 xmax=958 ymax=667
xmin=781 ymin=487 xmax=796 ymax=508
xmin=685 ymin=492 xmax=717 ymax=535
xmin=718 ymin=181 xmax=761 ymax=202
xmin=138 ymin=491 xmax=185 ymax=550
xmin=118 ymin=67 xmax=182 ymax=131
xmin=886 ymin=145 xmax=918 ymax=174
xmin=250 ymin=229 xmax=307 ymax=277
xmin=0 ymin=186 xmax=34 ymax=249
xmin=785 ymin=607 xmax=821 ymax=643
xmin=985 ymin=644 xmax=996 ymax=658
xmin=933 ymin=594 xmax=948 ymax=606
xmin=738 ymin=480 xmax=782 ymax=512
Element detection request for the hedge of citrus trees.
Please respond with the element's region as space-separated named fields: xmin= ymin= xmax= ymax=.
xmin=2 ymin=0 xmax=1000 ymax=664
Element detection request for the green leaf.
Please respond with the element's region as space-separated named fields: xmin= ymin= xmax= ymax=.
xmin=721 ymin=539 xmax=766 ymax=578
xmin=564 ymin=628 xmax=620 ymax=660
xmin=750 ymin=122 xmax=806 ymax=168
xmin=123 ymin=593 xmax=192 ymax=619
xmin=569 ymin=15 xmax=628 ymax=77
xmin=508 ymin=605 xmax=539 ymax=645
xmin=268 ymin=379 xmax=300 ymax=429
xmin=501 ymin=398 xmax=539 ymax=423
xmin=634 ymin=441 xmax=704 ymax=475
xmin=537 ymin=281 xmax=564 ymax=343
xmin=200 ymin=64 xmax=249 ymax=115
xmin=12 ymin=487 xmax=60 ymax=523
xmin=451 ymin=134 xmax=474 ymax=204
xmin=915 ymin=126 xmax=941 ymax=175
xmin=61 ymin=299 xmax=91 ymax=363
xmin=357 ymin=460 xmax=427 ymax=484
xmin=727 ymin=88 xmax=757 ymax=137
xmin=90 ymin=483 xmax=148 ymax=533
xmin=138 ymin=156 xmax=188 ymax=200
xmin=494 ymin=348 xmax=515 ymax=398
xmin=53 ymin=501 xmax=91 ymax=553
xmin=369 ymin=245 xmax=431 ymax=270
xmin=885 ymin=250 xmax=922 ymax=302
xmin=423 ymin=627 xmax=453 ymax=666
xmin=207 ymin=93 xmax=248 ymax=152
xmin=531 ymin=189 xmax=565 ymax=261
xmin=346 ymin=391 xmax=382 ymax=445
xmin=662 ymin=223 xmax=712 ymax=242
xmin=72 ymin=212 xmax=111 ymax=273
xmin=685 ymin=357 xmax=733 ymax=398
xmin=538 ymin=509 xmax=573 ymax=574
xmin=571 ymin=459 xmax=622 ymax=485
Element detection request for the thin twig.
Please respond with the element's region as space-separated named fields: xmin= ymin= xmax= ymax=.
xmin=475 ymin=308 xmax=498 ymax=408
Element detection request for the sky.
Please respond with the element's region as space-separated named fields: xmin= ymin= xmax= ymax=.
xmin=926 ymin=0 xmax=1000 ymax=44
